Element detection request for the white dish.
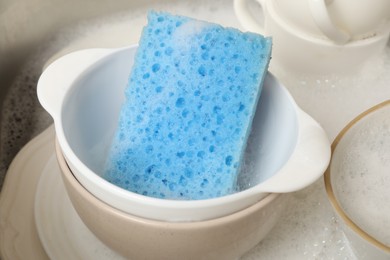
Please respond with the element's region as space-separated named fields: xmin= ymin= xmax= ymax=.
xmin=37 ymin=45 xmax=330 ymax=222
xmin=0 ymin=126 xmax=53 ymax=260
xmin=34 ymin=154 xmax=124 ymax=260
xmin=234 ymin=0 xmax=390 ymax=74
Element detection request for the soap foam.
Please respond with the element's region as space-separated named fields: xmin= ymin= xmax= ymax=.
xmin=333 ymin=106 xmax=390 ymax=246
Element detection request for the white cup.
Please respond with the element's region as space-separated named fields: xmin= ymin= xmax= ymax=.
xmin=234 ymin=0 xmax=390 ymax=74
xmin=324 ymin=0 xmax=390 ymax=41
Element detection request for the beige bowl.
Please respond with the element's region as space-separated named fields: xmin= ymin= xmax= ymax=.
xmin=324 ymin=100 xmax=390 ymax=259
xmin=55 ymin=139 xmax=288 ymax=260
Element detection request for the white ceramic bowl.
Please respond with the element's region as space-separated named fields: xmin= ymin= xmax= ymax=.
xmin=324 ymin=100 xmax=390 ymax=259
xmin=38 ymin=45 xmax=330 ymax=221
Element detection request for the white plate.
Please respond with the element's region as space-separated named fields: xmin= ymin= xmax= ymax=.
xmin=34 ymin=154 xmax=124 ymax=260
xmin=0 ymin=126 xmax=53 ymax=260
xmin=0 ymin=126 xmax=124 ymax=260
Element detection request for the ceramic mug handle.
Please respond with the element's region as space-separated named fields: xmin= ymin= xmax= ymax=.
xmin=235 ymin=0 xmax=351 ymax=44
xmin=234 ymin=0 xmax=267 ymax=34
xmin=309 ymin=0 xmax=351 ymax=44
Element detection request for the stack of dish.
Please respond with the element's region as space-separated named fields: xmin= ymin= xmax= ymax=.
xmin=38 ymin=45 xmax=330 ymax=258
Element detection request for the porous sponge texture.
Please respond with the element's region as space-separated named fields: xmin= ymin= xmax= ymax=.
xmin=104 ymin=11 xmax=272 ymax=200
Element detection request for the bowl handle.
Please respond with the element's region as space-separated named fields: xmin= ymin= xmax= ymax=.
xmin=37 ymin=48 xmax=114 ymax=119
xmin=309 ymin=0 xmax=350 ymax=44
xmin=255 ymin=109 xmax=331 ymax=193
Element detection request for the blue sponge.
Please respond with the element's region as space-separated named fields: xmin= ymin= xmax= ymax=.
xmin=104 ymin=11 xmax=272 ymax=200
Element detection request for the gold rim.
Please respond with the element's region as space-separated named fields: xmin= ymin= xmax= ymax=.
xmin=324 ymin=99 xmax=390 ymax=253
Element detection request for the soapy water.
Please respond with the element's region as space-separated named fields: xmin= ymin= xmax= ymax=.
xmin=0 ymin=0 xmax=389 ymax=258
xmin=333 ymin=106 xmax=390 ymax=246
xmin=272 ymin=45 xmax=390 ymax=141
